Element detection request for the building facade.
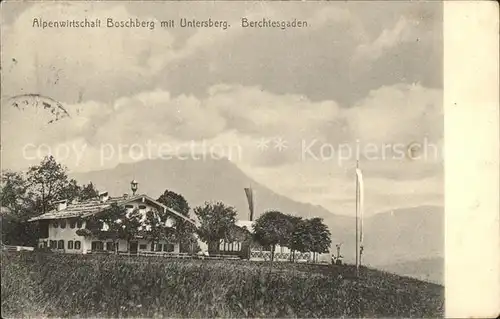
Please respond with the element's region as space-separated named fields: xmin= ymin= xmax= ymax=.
xmin=28 ymin=191 xmax=195 ymax=255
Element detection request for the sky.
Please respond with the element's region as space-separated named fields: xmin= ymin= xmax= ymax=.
xmin=0 ymin=1 xmax=443 ymax=216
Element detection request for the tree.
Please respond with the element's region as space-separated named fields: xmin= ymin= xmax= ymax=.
xmin=157 ymin=190 xmax=190 ymax=215
xmin=79 ymin=182 xmax=99 ymax=201
xmin=290 ymin=219 xmax=313 ymax=254
xmin=26 ymin=155 xmax=79 ymax=214
xmin=157 ymin=189 xmax=196 ymax=253
xmin=1 ymin=171 xmax=38 ymax=245
xmin=79 ymin=203 xmax=126 ymax=252
xmin=286 ymin=215 xmax=304 ymax=262
xmin=227 ymin=223 xmax=253 ymax=259
xmin=79 ymin=205 xmax=143 ymax=252
xmin=307 ymin=217 xmax=332 ymax=262
xmin=143 ymin=209 xmax=176 ymax=250
xmin=194 ymin=201 xmax=237 ymax=254
xmin=288 ymin=217 xmax=332 ymax=262
xmin=253 ymin=210 xmax=294 ymax=262
xmin=58 ymin=179 xmax=81 ymax=203
xmin=118 ymin=208 xmax=143 ymax=250
xmin=1 ymin=171 xmax=30 ymax=216
xmin=1 ymin=157 xmax=102 ymax=246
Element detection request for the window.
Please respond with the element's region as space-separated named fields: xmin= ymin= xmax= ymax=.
xmin=52 ymin=221 xmax=59 ymax=228
xmin=164 ymin=244 xmax=175 ymax=252
xmin=125 ymin=204 xmax=134 ymax=209
xmin=70 ymin=219 xmax=76 ymax=228
xmin=138 ymin=205 xmax=147 ymax=210
xmin=155 ymin=243 xmax=162 ymax=252
xmin=91 ymin=241 xmax=104 ymax=251
xmin=40 ymin=220 xmax=49 ymax=238
xmin=74 ymin=241 xmax=81 ymax=250
xmin=139 ymin=244 xmax=147 ymax=250
xmin=60 ymin=219 xmax=66 ymax=229
xmin=50 ymin=240 xmax=57 ymax=248
xmin=76 ymin=220 xmax=83 ymax=228
xmin=68 ymin=240 xmax=74 ymax=249
xmin=106 ymin=242 xmax=115 ymax=251
xmin=57 ymin=240 xmax=64 ymax=249
xmin=43 ymin=241 xmax=48 ymax=248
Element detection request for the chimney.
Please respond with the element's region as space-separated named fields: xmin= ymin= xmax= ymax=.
xmin=123 ymin=193 xmax=129 ymax=199
xmin=99 ymin=191 xmax=109 ymax=203
xmin=54 ymin=199 xmax=68 ymax=211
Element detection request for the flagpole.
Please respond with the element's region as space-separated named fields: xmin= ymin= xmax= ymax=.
xmin=244 ymin=185 xmax=254 ymax=260
xmin=355 ymin=160 xmax=359 ymax=277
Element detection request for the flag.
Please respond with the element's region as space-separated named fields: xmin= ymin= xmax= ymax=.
xmin=244 ymin=187 xmax=254 ymax=221
xmin=355 ymin=168 xmax=364 ymax=244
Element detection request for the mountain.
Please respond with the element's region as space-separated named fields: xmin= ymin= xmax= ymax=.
xmin=378 ymin=257 xmax=444 ymax=285
xmin=71 ymin=158 xmax=443 ymax=276
xmin=363 ymin=205 xmax=444 ymax=265
xmin=72 ymin=157 xmax=342 ymax=220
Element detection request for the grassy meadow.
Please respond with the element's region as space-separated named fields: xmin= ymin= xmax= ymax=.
xmin=1 ymin=252 xmax=444 ymax=318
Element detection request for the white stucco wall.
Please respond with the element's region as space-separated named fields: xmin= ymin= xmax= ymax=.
xmin=38 ymin=197 xmax=180 ymax=254
xmin=38 ymin=219 xmax=87 ymax=254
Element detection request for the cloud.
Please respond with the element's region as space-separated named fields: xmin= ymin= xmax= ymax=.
xmin=86 ymin=90 xmax=227 ymax=145
xmin=1 ymin=2 xmax=443 ymax=214
xmin=1 ymin=82 xmax=442 ymax=171
xmin=1 ymin=2 xmax=256 ymax=105
xmin=2 ymin=1 xmax=442 ymax=108
xmin=1 ymin=3 xmax=174 ymax=103
xmin=344 ymin=84 xmax=442 ymax=145
xmin=353 ymin=17 xmax=417 ymax=64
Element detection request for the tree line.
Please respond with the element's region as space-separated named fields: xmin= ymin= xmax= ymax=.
xmin=1 ymin=156 xmax=331 ymax=260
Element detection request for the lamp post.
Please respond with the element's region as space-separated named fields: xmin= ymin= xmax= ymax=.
xmin=131 ymin=180 xmax=138 ymax=196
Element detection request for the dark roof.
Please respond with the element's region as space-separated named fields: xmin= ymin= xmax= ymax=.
xmin=27 ymin=194 xmax=197 ymax=226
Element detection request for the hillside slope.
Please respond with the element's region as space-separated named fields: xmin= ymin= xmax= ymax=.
xmin=1 ymin=252 xmax=444 ymax=318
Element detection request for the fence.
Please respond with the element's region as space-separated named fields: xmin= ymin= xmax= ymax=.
xmin=85 ymin=250 xmax=240 ymax=260
xmin=249 ymin=250 xmax=311 ymax=262
xmin=1 ymin=245 xmax=35 ymax=252
xmin=3 ymin=245 xmax=321 ymax=263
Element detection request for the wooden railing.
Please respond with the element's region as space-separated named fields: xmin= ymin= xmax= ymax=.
xmin=1 ymin=245 xmax=35 ymax=252
xmin=85 ymin=250 xmax=240 ymax=260
xmin=249 ymin=250 xmax=311 ymax=262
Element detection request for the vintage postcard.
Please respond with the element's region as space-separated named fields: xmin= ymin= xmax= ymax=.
xmin=0 ymin=1 xmax=498 ymax=318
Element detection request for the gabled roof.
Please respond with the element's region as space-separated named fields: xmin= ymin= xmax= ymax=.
xmin=28 ymin=194 xmax=197 ymax=226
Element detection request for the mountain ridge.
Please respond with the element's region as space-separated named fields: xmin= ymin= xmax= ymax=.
xmin=71 ymin=158 xmax=443 ymax=274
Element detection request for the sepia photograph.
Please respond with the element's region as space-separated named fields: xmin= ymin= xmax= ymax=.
xmin=2 ymin=0 xmax=480 ymax=317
